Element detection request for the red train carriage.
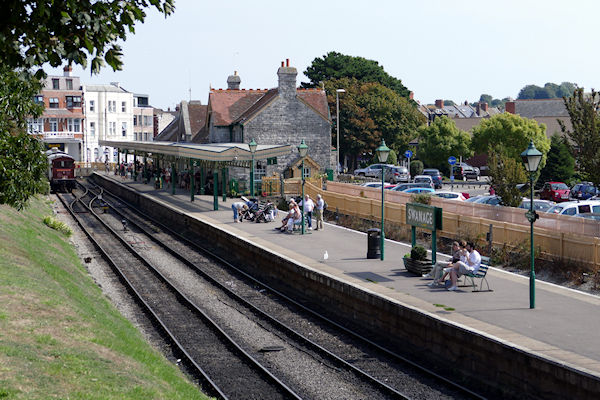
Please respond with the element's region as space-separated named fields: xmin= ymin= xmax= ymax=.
xmin=47 ymin=149 xmax=76 ymax=192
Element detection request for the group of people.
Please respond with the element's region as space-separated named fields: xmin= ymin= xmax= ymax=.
xmin=425 ymin=240 xmax=481 ymax=291
xmin=274 ymin=194 xmax=326 ymax=234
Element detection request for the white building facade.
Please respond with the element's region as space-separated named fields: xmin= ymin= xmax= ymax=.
xmin=83 ymin=83 xmax=134 ymax=163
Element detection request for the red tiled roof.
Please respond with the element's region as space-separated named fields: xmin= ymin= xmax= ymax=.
xmin=209 ymin=88 xmax=329 ymax=126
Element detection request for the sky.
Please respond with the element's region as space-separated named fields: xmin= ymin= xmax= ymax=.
xmin=46 ymin=0 xmax=600 ymax=111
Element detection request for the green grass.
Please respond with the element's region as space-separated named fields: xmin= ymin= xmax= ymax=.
xmin=0 ymin=196 xmax=210 ymax=399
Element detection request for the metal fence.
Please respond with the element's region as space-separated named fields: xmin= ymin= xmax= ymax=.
xmin=309 ymin=182 xmax=600 ymax=271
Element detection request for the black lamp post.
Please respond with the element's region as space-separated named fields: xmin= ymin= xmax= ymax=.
xmin=298 ymin=140 xmax=309 ymax=235
xmin=376 ymin=140 xmax=391 ymax=260
xmin=249 ymin=139 xmax=257 ymax=197
xmin=520 ymin=140 xmax=543 ymax=309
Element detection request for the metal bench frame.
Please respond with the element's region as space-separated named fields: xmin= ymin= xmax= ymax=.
xmin=460 ymin=256 xmax=493 ymax=292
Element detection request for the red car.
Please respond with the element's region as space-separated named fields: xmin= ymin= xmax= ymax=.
xmin=539 ymin=182 xmax=570 ymax=202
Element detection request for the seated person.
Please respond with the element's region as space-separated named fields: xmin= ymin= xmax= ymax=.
xmin=426 ymin=240 xmax=464 ymax=286
xmin=275 ymin=200 xmax=299 ymax=232
xmin=438 ymin=241 xmax=481 ymax=291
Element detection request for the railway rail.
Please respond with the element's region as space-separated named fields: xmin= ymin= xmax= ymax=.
xmin=78 ymin=181 xmax=486 ymax=400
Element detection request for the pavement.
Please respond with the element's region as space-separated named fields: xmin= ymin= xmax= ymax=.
xmin=95 ymin=172 xmax=600 ymax=377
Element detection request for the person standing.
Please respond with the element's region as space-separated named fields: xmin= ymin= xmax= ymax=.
xmin=315 ymin=194 xmax=325 ymax=230
xmin=299 ymin=194 xmax=315 ymax=230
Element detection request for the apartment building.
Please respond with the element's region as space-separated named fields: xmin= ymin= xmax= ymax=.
xmin=83 ymin=82 xmax=134 ymax=163
xmin=133 ymin=94 xmax=154 ymax=142
xmin=27 ymin=66 xmax=84 ymax=159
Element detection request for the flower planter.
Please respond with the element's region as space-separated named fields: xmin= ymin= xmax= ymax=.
xmin=403 ymin=258 xmax=433 ymax=276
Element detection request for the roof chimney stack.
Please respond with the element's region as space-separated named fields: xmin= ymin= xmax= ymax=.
xmin=63 ymin=65 xmax=72 ymax=77
xmin=277 ymin=59 xmax=297 ymax=100
xmin=435 ymin=99 xmax=444 ymax=108
xmin=227 ymin=70 xmax=241 ymax=90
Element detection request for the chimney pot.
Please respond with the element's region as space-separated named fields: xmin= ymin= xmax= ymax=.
xmin=286 ymin=58 xmax=290 ymax=67
xmin=281 ymin=61 xmax=284 ymax=67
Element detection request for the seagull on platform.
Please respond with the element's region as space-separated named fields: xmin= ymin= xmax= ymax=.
xmin=323 ymin=251 xmax=328 ymax=261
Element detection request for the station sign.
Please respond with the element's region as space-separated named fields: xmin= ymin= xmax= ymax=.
xmin=406 ymin=203 xmax=442 ymax=231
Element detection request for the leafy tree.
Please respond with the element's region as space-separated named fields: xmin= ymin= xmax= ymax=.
xmin=479 ymin=94 xmax=493 ymax=104
xmin=410 ymin=160 xmax=423 ymax=177
xmin=471 ymin=113 xmax=551 ymax=179
xmin=0 ymin=67 xmax=47 ymax=210
xmin=559 ymin=88 xmax=600 ymax=187
xmin=1 ymin=0 xmax=174 ymax=209
xmin=303 ymin=52 xmax=411 ymax=98
xmin=1 ymin=0 xmax=175 ymax=75
xmin=487 ymin=146 xmax=527 ymax=207
xmin=387 ymin=149 xmax=398 ymax=166
xmin=324 ymin=78 xmax=425 ymax=170
xmin=416 ymin=117 xmax=472 ymax=175
xmin=537 ymin=134 xmax=575 ymax=186
xmin=443 ymin=100 xmax=455 ymax=106
xmin=517 ymin=82 xmax=577 ymax=100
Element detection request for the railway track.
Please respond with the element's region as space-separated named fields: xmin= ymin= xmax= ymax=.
xmin=79 ymin=181 xmax=486 ymax=400
xmin=58 ymin=186 xmax=302 ymax=400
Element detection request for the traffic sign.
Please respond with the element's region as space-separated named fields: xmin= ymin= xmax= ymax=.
xmin=448 ymin=156 xmax=457 ymax=165
xmin=405 ymin=150 xmax=413 ymax=159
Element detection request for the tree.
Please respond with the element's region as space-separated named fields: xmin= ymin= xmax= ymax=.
xmin=387 ymin=149 xmax=398 ymax=166
xmin=416 ymin=117 xmax=472 ymax=175
xmin=0 ymin=67 xmax=48 ymax=210
xmin=303 ymin=52 xmax=411 ymax=98
xmin=517 ymin=82 xmax=577 ymax=100
xmin=324 ymin=78 xmax=425 ymax=170
xmin=479 ymin=94 xmax=493 ymax=104
xmin=537 ymin=134 xmax=575 ymax=186
xmin=1 ymin=0 xmax=175 ymax=75
xmin=1 ymin=0 xmax=174 ymax=209
xmin=487 ymin=146 xmax=527 ymax=207
xmin=471 ymin=113 xmax=551 ymax=179
xmin=443 ymin=100 xmax=455 ymax=106
xmin=559 ymin=88 xmax=600 ymax=187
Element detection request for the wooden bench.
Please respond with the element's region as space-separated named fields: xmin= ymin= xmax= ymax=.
xmin=460 ymin=256 xmax=492 ymax=292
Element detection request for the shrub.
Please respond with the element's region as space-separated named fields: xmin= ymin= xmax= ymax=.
xmin=43 ymin=216 xmax=72 ymax=237
xmin=411 ymin=245 xmax=428 ymax=261
xmin=410 ymin=193 xmax=431 ymax=205
xmin=410 ymin=160 xmax=423 ymax=176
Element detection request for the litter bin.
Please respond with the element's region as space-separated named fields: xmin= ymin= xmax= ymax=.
xmin=367 ymin=228 xmax=381 ymax=259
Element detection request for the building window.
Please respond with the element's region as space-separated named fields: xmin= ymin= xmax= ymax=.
xmin=52 ymin=79 xmax=59 ymax=89
xmin=90 ymin=122 xmax=95 ymax=137
xmin=67 ymin=118 xmax=81 ymax=133
xmin=50 ymin=118 xmax=58 ymax=132
xmin=33 ymin=95 xmax=43 ymax=104
xmin=109 ymin=122 xmax=116 ymax=136
xmin=121 ymin=122 xmax=127 ymax=137
xmin=49 ymin=98 xmax=59 ymax=108
xmin=66 ymin=96 xmax=81 ymax=108
xmin=66 ymin=79 xmax=73 ymax=90
xmin=27 ymin=118 xmax=43 ymax=134
xmin=302 ymin=165 xmax=311 ymax=179
xmin=121 ymin=101 xmax=126 ymax=112
xmin=133 ymin=115 xmax=137 ymax=126
xmin=89 ymin=100 xmax=95 ymax=112
xmin=94 ymin=148 xmax=99 ymax=162
xmin=108 ymin=100 xmax=116 ymax=112
xmin=143 ymin=115 xmax=152 ymax=126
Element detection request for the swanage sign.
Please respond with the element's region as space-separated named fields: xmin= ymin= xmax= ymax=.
xmin=406 ymin=203 xmax=442 ymax=231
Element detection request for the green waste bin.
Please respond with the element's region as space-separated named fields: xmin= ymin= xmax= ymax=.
xmin=326 ymin=168 xmax=334 ymax=181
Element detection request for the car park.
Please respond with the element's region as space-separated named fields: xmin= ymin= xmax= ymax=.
xmin=570 ymin=182 xmax=598 ymax=200
xmin=422 ymin=168 xmax=443 ymax=188
xmin=433 ymin=191 xmax=466 ymax=201
xmin=413 ymin=175 xmax=435 ymax=189
xmin=353 ymin=163 xmax=393 ymax=178
xmin=390 ymin=182 xmax=433 ymax=192
xmin=403 ymin=187 xmax=435 ymax=194
xmin=539 ymin=182 xmax=570 ymax=202
xmin=453 ymin=162 xmax=480 ymax=181
xmin=546 ymin=200 xmax=600 ymax=216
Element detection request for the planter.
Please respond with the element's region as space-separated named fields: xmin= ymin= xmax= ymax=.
xmin=403 ymin=258 xmax=433 ymax=276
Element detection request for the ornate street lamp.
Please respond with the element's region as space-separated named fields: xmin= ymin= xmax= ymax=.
xmin=298 ymin=140 xmax=309 ymax=235
xmin=336 ymin=88 xmax=345 ymax=175
xmin=521 ymin=140 xmax=543 ymax=309
xmin=376 ymin=140 xmax=391 ymax=260
xmin=249 ymin=139 xmax=257 ymax=197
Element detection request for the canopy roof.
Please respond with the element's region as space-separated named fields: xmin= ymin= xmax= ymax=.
xmin=99 ymin=140 xmax=292 ymax=163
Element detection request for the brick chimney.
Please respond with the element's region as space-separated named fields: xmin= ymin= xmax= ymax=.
xmin=277 ymin=59 xmax=297 ymax=99
xmin=505 ymin=101 xmax=516 ymax=114
xmin=481 ymin=102 xmax=489 ymax=112
xmin=63 ymin=65 xmax=72 ymax=77
xmin=435 ymin=99 xmax=444 ymax=108
xmin=227 ymin=71 xmax=241 ymax=90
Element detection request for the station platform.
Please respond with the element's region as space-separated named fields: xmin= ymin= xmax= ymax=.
xmin=92 ymin=172 xmax=600 ymax=379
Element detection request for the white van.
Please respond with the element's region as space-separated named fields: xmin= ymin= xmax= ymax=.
xmin=546 ymin=200 xmax=600 ymax=216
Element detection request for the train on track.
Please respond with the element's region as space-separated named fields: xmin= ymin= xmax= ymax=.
xmin=47 ymin=148 xmax=76 ymax=192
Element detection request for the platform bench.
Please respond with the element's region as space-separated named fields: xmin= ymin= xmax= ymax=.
xmin=460 ymin=256 xmax=492 ymax=292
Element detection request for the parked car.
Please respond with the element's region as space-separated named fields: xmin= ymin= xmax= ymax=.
xmin=413 ymin=175 xmax=435 ymax=189
xmin=539 ymin=182 xmax=570 ymax=202
xmin=390 ymin=182 xmax=433 ymax=192
xmin=353 ymin=163 xmax=393 ymax=178
xmin=433 ymin=191 xmax=466 ymax=201
xmin=473 ymin=195 xmax=502 ymax=206
xmin=570 ymin=182 xmax=598 ymax=200
xmin=387 ymin=166 xmax=410 ymax=184
xmin=546 ymin=200 xmax=600 ymax=216
xmin=360 ymin=182 xmax=395 ymax=189
xmin=403 ymin=187 xmax=435 ymax=194
xmin=518 ymin=199 xmax=555 ymax=212
xmin=453 ymin=162 xmax=480 ymax=181
xmin=422 ymin=168 xmax=443 ymax=188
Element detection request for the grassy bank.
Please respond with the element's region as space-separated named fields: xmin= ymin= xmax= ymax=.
xmin=0 ymin=196 xmax=209 ymax=399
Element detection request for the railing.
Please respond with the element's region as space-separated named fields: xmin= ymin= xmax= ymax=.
xmin=311 ymin=181 xmax=600 ymax=271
